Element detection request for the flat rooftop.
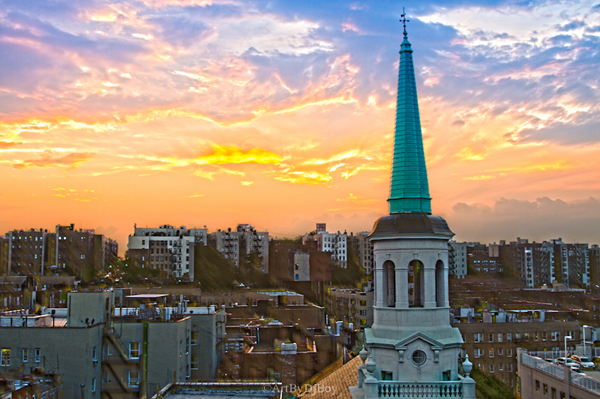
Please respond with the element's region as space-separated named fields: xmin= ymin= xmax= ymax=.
xmin=152 ymin=383 xmax=281 ymax=399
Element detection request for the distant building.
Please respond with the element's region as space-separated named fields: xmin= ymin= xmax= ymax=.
xmin=454 ymin=308 xmax=581 ymax=389
xmin=450 ymin=238 xmax=592 ymax=289
xmin=327 ymin=288 xmax=373 ymax=329
xmin=449 ymin=241 xmax=469 ymax=278
xmin=209 ymin=228 xmax=241 ymax=268
xmin=3 ymin=224 xmax=117 ymax=278
xmin=127 ymin=224 xmax=207 ymax=279
xmin=304 ymin=224 xmax=347 ymax=268
xmin=590 ymin=245 xmax=600 ymax=295
xmin=207 ymin=225 xmax=269 ymax=272
xmin=501 ymin=238 xmax=589 ymax=288
xmin=348 ymin=231 xmax=374 ymax=275
xmin=236 ymin=224 xmax=269 ymax=273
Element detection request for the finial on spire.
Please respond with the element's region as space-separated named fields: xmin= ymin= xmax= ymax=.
xmin=400 ymin=7 xmax=409 ymax=38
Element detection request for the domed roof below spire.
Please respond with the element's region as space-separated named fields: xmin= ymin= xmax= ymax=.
xmin=368 ymin=213 xmax=453 ymax=239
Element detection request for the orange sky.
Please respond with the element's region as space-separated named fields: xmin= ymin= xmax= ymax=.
xmin=2 ymin=1 xmax=600 ymax=252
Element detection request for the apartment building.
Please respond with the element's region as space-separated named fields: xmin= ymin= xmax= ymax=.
xmin=127 ymin=224 xmax=207 ymax=279
xmin=207 ymin=225 xmax=270 ymax=272
xmin=236 ymin=224 xmax=269 ymax=273
xmin=209 ymin=228 xmax=242 ymax=268
xmin=348 ymin=232 xmax=373 ymax=275
xmin=449 ymin=238 xmax=592 ymax=289
xmin=449 ymin=241 xmax=469 ymax=278
xmin=327 ymin=288 xmax=373 ymax=329
xmin=0 ymin=290 xmax=224 ymax=398
xmin=304 ymin=224 xmax=347 ymax=268
xmin=455 ymin=308 xmax=581 ymax=390
xmin=4 ymin=225 xmax=117 ymax=279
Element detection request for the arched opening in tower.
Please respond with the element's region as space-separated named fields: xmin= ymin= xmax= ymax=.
xmin=435 ymin=260 xmax=445 ymax=307
xmin=408 ymin=259 xmax=423 ymax=307
xmin=383 ymin=260 xmax=396 ymax=307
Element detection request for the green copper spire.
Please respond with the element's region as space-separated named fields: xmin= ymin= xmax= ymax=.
xmin=388 ymin=13 xmax=432 ymax=215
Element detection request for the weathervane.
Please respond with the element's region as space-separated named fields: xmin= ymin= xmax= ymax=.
xmin=400 ymin=7 xmax=409 ymax=38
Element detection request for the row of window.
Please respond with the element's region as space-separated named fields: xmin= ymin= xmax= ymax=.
xmin=535 ymin=380 xmax=568 ymax=399
xmin=473 ymin=347 xmax=513 ymax=358
xmin=1 ymin=348 xmax=42 ymax=366
xmin=472 ymin=331 xmax=571 ymax=343
xmin=476 ymin=362 xmax=513 ymax=373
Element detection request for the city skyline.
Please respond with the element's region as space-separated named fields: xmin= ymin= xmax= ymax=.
xmin=2 ymin=0 xmax=600 ymax=249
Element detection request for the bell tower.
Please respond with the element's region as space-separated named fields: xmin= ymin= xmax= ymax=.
xmin=351 ymin=11 xmax=475 ymax=399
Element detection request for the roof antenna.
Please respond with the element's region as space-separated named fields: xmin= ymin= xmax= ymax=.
xmin=400 ymin=7 xmax=409 ymax=38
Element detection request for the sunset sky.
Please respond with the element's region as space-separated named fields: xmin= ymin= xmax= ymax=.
xmin=2 ymin=0 xmax=600 ymax=252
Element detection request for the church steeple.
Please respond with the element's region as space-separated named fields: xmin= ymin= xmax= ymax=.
xmin=388 ymin=12 xmax=432 ymax=215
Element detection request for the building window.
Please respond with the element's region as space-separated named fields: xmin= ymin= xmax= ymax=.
xmin=22 ymin=348 xmax=28 ymax=362
xmin=180 ymin=340 xmax=183 ymax=357
xmin=515 ymin=332 xmax=521 ymax=341
xmin=552 ymin=388 xmax=556 ymax=398
xmin=191 ymin=355 xmax=199 ymax=370
xmin=412 ymin=350 xmax=426 ymax=365
xmin=1 ymin=349 xmax=10 ymax=366
xmin=497 ymin=333 xmax=503 ymax=342
xmin=128 ymin=371 xmax=139 ymax=387
xmin=506 ymin=333 xmax=512 ymax=342
xmin=474 ymin=348 xmax=483 ymax=358
xmin=129 ymin=343 xmax=140 ymax=359
xmin=498 ymin=348 xmax=503 ymax=356
xmin=186 ymin=337 xmax=189 ymax=354
xmin=488 ymin=334 xmax=494 ymax=343
xmin=507 ymin=348 xmax=512 ymax=357
xmin=543 ymin=384 xmax=548 ymax=394
xmin=191 ymin=331 xmax=199 ymax=346
xmin=536 ymin=380 xmax=540 ymax=391
xmin=552 ymin=331 xmax=559 ymax=341
xmin=489 ymin=364 xmax=494 ymax=373
xmin=35 ymin=348 xmax=41 ymax=362
xmin=489 ymin=348 xmax=494 ymax=358
xmin=474 ymin=333 xmax=483 ymax=343
xmin=92 ymin=346 xmax=97 ymax=361
xmin=92 ymin=378 xmax=96 ymax=392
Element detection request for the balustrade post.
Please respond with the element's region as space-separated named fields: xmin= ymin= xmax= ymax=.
xmin=461 ymin=377 xmax=476 ymax=399
xmin=365 ymin=377 xmax=379 ymax=399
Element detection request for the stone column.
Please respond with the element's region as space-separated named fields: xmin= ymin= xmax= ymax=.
xmin=423 ymin=261 xmax=436 ymax=308
xmin=397 ymin=265 xmax=409 ymax=308
xmin=442 ymin=263 xmax=450 ymax=307
xmin=375 ymin=262 xmax=384 ymax=307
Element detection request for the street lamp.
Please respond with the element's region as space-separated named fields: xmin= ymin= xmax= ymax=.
xmin=583 ymin=325 xmax=592 ymax=357
xmin=565 ymin=335 xmax=573 ymax=359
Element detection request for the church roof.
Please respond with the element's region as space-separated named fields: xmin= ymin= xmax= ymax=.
xmin=369 ymin=213 xmax=453 ymax=239
xmin=388 ymin=26 xmax=432 ymax=215
xmin=297 ymin=356 xmax=360 ymax=399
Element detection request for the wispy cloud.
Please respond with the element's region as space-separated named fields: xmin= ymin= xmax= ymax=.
xmin=10 ymin=152 xmax=94 ymax=170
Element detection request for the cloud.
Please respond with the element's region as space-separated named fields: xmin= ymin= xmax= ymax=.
xmin=0 ymin=141 xmax=23 ymax=149
xmin=11 ymin=151 xmax=94 ymax=169
xmin=449 ymin=197 xmax=600 ymax=244
xmin=195 ymin=144 xmax=281 ymax=165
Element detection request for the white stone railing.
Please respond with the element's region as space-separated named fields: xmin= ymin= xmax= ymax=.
xmin=571 ymin=373 xmax=600 ymax=394
xmin=521 ymin=353 xmax=564 ymax=379
xmin=377 ymin=381 xmax=463 ymax=398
